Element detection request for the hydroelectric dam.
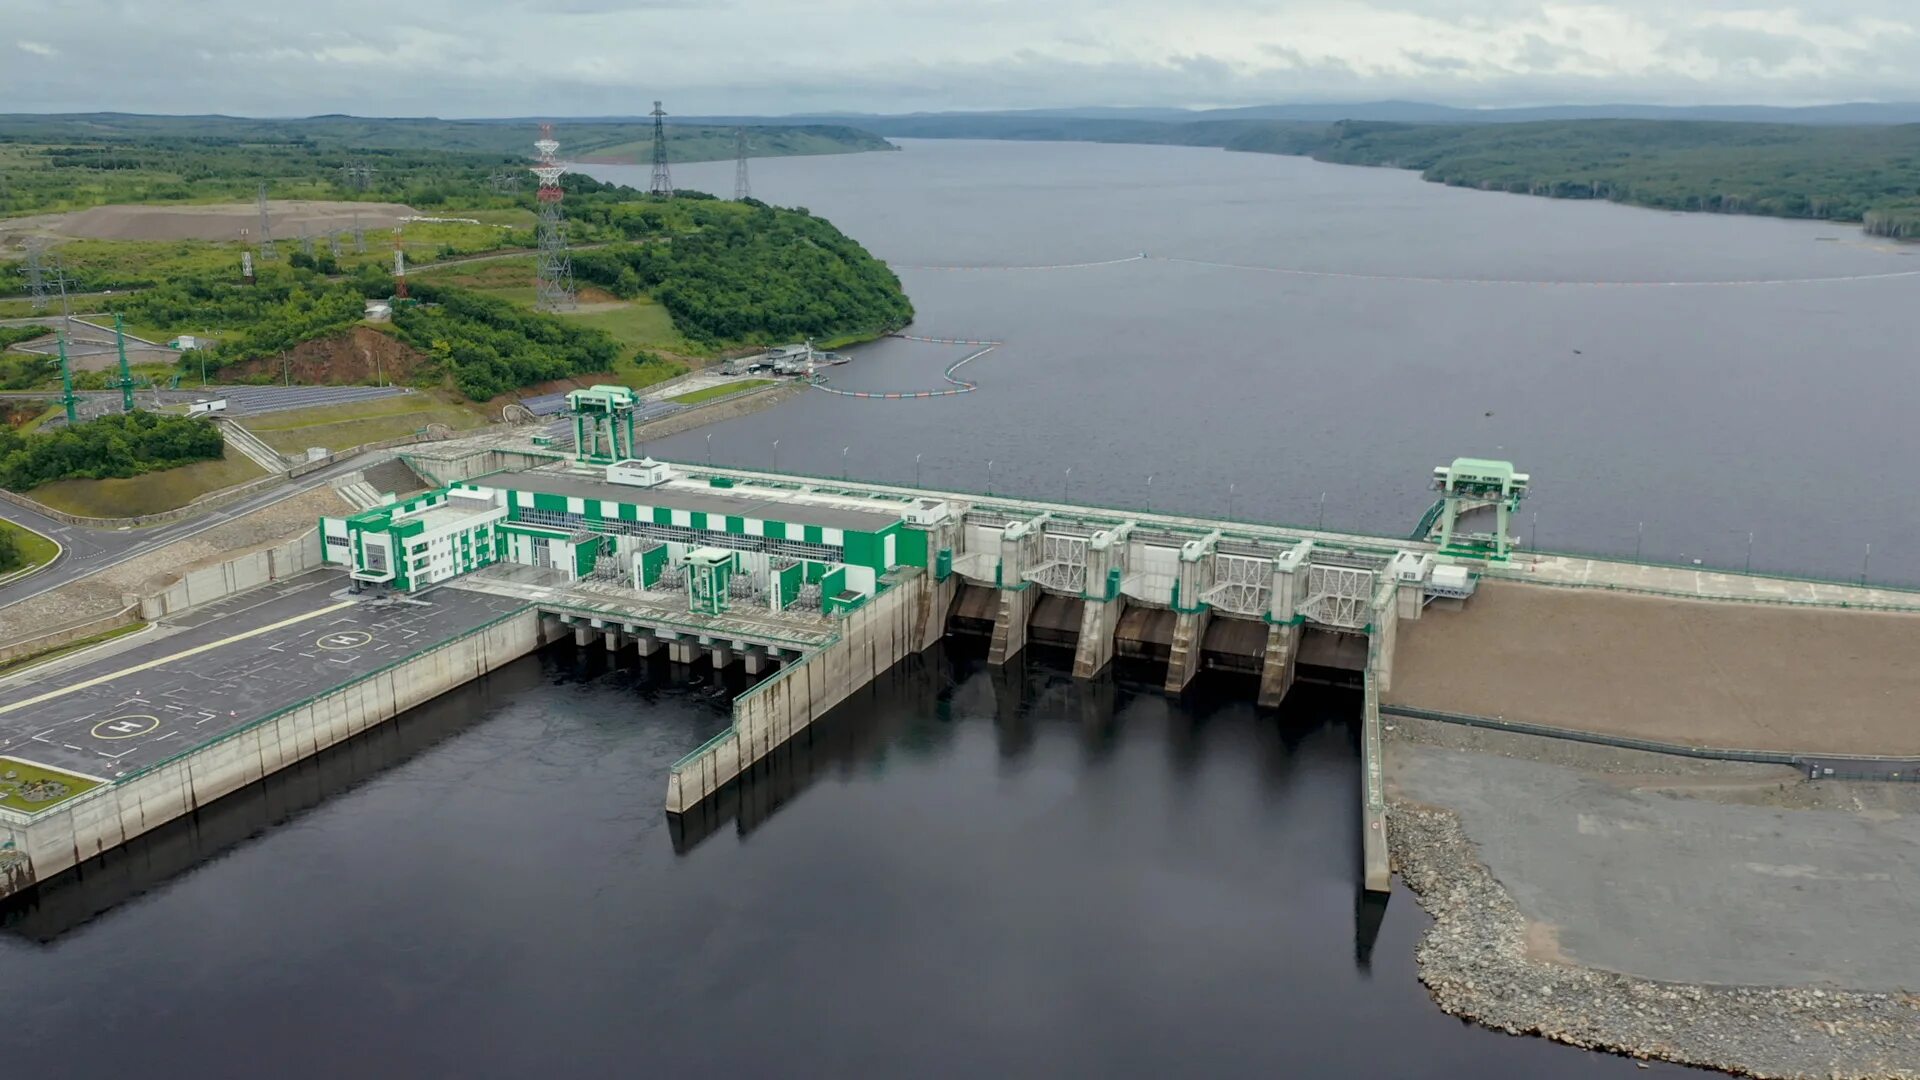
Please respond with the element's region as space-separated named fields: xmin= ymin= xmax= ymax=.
xmin=5 ymin=403 xmax=1919 ymax=900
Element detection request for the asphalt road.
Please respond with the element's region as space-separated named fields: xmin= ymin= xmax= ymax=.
xmin=0 ymin=451 xmax=390 ymax=614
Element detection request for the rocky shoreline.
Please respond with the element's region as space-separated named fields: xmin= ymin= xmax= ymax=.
xmin=1389 ymin=802 xmax=1920 ymax=1079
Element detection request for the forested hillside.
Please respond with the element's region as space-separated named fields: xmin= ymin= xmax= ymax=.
xmin=1299 ymin=121 xmax=1920 ymax=238
xmin=828 ymin=112 xmax=1920 ymax=237
xmin=0 ymin=114 xmax=889 ymax=216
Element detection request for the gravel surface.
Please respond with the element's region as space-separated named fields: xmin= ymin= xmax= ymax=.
xmin=0 ymin=485 xmax=350 ymax=641
xmin=1391 ymin=805 xmax=1920 ymax=1078
xmin=1386 ymin=717 xmax=1920 ymax=1080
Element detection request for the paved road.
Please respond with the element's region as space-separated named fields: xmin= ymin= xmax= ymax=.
xmin=0 ymin=451 xmax=390 ymax=613
xmin=3 ymin=384 xmax=413 ymax=428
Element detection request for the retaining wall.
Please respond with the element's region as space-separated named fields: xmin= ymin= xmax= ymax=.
xmin=0 ymin=606 xmax=548 ymax=899
xmin=137 ymin=532 xmax=325 ymax=621
xmin=0 ymin=607 xmax=139 ymax=667
xmin=666 ymin=571 xmax=919 ymax=813
xmin=634 ymin=382 xmax=806 ymax=443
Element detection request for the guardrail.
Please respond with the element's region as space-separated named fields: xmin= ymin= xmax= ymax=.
xmin=1379 ymin=704 xmax=1918 ymax=779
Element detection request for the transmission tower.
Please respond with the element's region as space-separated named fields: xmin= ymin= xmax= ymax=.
xmin=24 ymin=238 xmax=47 ymax=313
xmin=649 ymin=101 xmax=673 ymax=197
xmin=734 ymin=127 xmax=751 ymax=201
xmin=328 ymin=230 xmax=342 ymax=258
xmin=392 ymin=228 xmax=409 ymax=301
xmin=256 ymin=183 xmax=276 ymax=260
xmin=352 ymin=213 xmax=367 ymax=254
xmin=532 ymin=123 xmax=576 ymax=311
xmin=300 ymin=225 xmax=313 ymax=257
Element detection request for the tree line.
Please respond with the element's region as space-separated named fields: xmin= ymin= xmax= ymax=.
xmin=0 ymin=411 xmax=224 ymax=491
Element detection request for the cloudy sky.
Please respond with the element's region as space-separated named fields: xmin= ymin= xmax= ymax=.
xmin=5 ymin=0 xmax=1917 ymax=116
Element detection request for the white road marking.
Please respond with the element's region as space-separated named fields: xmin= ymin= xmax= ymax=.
xmin=0 ymin=600 xmax=357 ymax=716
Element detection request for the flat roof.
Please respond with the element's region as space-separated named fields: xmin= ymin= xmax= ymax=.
xmin=410 ymin=501 xmax=497 ymax=533
xmin=497 ymin=470 xmax=902 ymax=534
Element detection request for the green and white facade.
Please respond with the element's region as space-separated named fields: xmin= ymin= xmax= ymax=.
xmin=321 ymin=459 xmax=948 ymax=616
xmin=320 ymin=488 xmax=507 ymax=591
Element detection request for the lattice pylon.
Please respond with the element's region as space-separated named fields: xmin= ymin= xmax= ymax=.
xmin=532 ymin=122 xmax=576 ymax=312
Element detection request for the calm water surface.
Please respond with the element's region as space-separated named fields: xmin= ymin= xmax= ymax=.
xmin=9 ymin=141 xmax=1871 ymax=1076
xmin=4 ymin=648 xmax=1692 ymax=1077
xmin=591 ymin=139 xmax=1920 ymax=585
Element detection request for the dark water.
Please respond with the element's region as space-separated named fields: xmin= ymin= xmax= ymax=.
xmin=3 ymin=646 xmax=1690 ymax=1077
xmin=8 ymin=141 xmax=1853 ymax=1076
xmin=588 ymin=139 xmax=1920 ymax=586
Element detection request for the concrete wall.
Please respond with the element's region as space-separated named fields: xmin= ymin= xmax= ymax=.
xmin=138 ymin=532 xmax=326 ymax=621
xmin=633 ymin=381 xmax=806 ymax=442
xmin=666 ymin=571 xmax=920 ymax=813
xmin=0 ymin=606 xmax=549 ymax=900
xmin=0 ymin=606 xmax=139 ymax=665
xmin=0 ymin=475 xmax=288 ymax=530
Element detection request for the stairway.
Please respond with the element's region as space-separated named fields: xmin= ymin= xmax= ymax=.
xmin=332 ymin=477 xmax=384 ymax=510
xmin=214 ymin=418 xmax=290 ymax=472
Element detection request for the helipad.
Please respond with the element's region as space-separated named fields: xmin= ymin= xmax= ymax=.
xmin=0 ymin=572 xmax=523 ymax=782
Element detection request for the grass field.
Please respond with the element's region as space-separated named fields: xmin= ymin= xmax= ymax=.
xmin=27 ymin=445 xmax=267 ymax=518
xmin=0 ymin=518 xmax=61 ymax=576
xmin=243 ymin=394 xmax=491 ymax=453
xmin=670 ymin=379 xmax=774 ymax=405
xmin=562 ymin=298 xmax=692 ymax=354
xmin=0 ymin=756 xmax=104 ymax=812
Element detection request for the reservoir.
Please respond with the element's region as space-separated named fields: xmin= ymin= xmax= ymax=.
xmin=10 ymin=138 xmax=1902 ymax=1075
xmin=595 ymin=139 xmax=1920 ymax=587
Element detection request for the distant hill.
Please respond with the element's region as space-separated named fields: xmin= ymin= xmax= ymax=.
xmin=0 ymin=113 xmax=893 ymax=163
xmin=700 ymin=100 xmax=1920 ymax=128
xmin=689 ymin=109 xmax=1920 ymax=239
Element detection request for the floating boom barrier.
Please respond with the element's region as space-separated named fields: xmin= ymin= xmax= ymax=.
xmin=810 ymin=339 xmax=1002 ymax=400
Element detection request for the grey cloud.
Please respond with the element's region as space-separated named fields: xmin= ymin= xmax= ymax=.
xmin=1665 ymin=25 xmax=1820 ymax=68
xmin=5 ymin=0 xmax=1919 ymax=115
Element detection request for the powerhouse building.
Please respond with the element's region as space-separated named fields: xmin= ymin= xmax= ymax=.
xmin=320 ymin=459 xmax=946 ymax=616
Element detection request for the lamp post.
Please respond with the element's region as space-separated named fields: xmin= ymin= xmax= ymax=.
xmin=705 ymin=433 xmax=712 ymax=466
xmin=842 ymin=445 xmax=850 ymax=481
xmin=1227 ymin=482 xmax=1236 ymax=521
xmin=771 ymin=439 xmax=779 ymax=472
xmin=1063 ymin=466 xmax=1072 ymax=503
xmin=1146 ymin=474 xmax=1153 ymax=513
xmin=914 ymin=453 xmax=922 ymax=488
xmin=1635 ymin=521 xmax=1644 ymax=562
xmin=986 ymin=459 xmax=993 ymax=496
xmin=1316 ymin=492 xmax=1326 ymax=531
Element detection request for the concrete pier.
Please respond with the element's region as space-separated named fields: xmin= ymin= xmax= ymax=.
xmin=709 ymin=645 xmax=734 ymax=669
xmin=1257 ymin=622 xmax=1301 ymax=707
xmin=1073 ymin=597 xmax=1124 ymax=678
xmin=988 ymin=587 xmax=1031 ymax=665
xmin=633 ymin=631 xmax=661 ymax=658
xmin=666 ymin=571 xmax=921 ymax=813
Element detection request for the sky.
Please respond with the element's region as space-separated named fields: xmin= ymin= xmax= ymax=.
xmin=3 ymin=0 xmax=1918 ymax=116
